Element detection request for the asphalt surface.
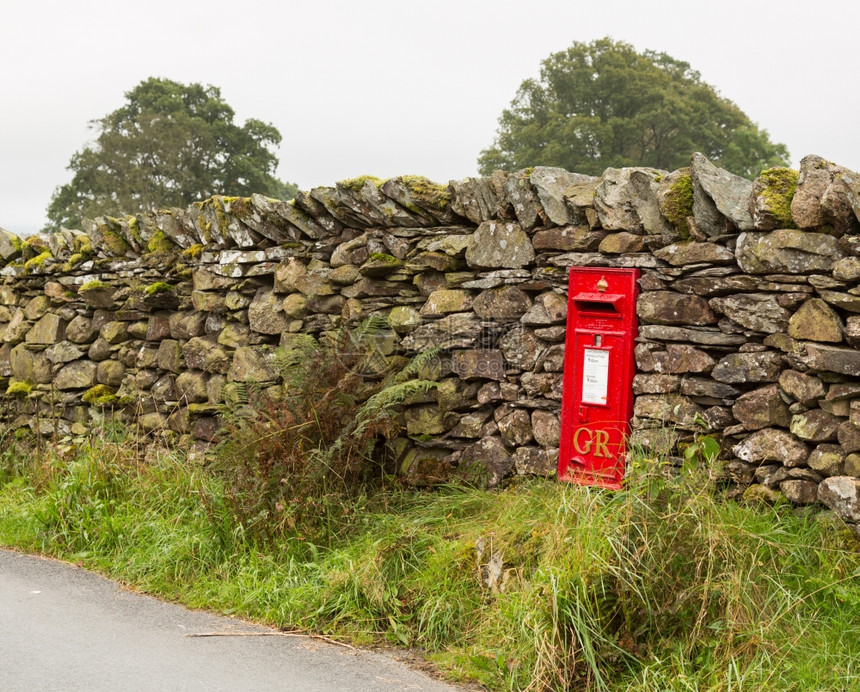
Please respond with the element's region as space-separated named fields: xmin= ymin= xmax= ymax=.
xmin=0 ymin=549 xmax=463 ymax=692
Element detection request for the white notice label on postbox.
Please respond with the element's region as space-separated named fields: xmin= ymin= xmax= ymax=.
xmin=581 ymin=348 xmax=609 ymax=405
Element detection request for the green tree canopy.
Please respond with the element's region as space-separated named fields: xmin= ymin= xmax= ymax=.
xmin=478 ymin=38 xmax=789 ymax=179
xmin=46 ymin=77 xmax=297 ymax=230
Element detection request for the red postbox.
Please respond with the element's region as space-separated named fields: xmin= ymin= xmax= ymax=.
xmin=558 ymin=267 xmax=640 ymax=489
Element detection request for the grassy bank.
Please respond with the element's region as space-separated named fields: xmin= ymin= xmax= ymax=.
xmin=2 ymin=434 xmax=859 ymax=691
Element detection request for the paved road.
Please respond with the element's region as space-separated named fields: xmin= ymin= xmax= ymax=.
xmin=0 ymin=549 xmax=462 ymax=692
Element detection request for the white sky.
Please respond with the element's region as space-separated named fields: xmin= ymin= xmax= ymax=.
xmin=2 ymin=0 xmax=859 ymax=236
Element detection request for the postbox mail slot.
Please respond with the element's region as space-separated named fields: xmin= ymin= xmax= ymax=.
xmin=572 ymin=292 xmax=623 ymax=315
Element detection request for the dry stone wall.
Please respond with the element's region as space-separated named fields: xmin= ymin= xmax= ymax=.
xmin=3 ymin=153 xmax=860 ymax=526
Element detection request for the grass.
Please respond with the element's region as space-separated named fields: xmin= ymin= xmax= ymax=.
xmin=2 ymin=433 xmax=860 ymax=691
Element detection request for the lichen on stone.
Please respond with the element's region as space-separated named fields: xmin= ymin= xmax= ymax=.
xmin=147 ymin=230 xmax=175 ymax=254
xmin=759 ymin=167 xmax=798 ymax=229
xmin=82 ymin=384 xmax=118 ymax=406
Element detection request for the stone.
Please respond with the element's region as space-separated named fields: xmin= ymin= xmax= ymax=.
xmin=787 ymin=298 xmax=843 ymax=343
xmin=712 ymin=352 xmax=783 ymax=383
xmin=780 ymin=480 xmax=819 ymax=504
xmin=539 ymin=343 xmax=565 ymax=372
xmin=633 ymin=394 xmax=704 ymax=430
xmin=228 ymin=346 xmax=279 ymax=383
xmin=99 ymin=321 xmax=128 ymax=345
xmin=532 ymin=410 xmax=560 ymax=447
xmin=593 ymin=167 xmax=672 ymax=234
xmin=405 ymin=405 xmax=452 ymax=436
xmin=248 ymin=289 xmax=289 ymax=335
xmin=281 ymin=294 xmax=308 ymax=319
xmin=157 ymin=340 xmax=183 ymax=374
xmin=402 ymin=313 xmax=484 ymax=351
xmin=530 ymin=167 xmax=596 ymax=226
xmin=461 ymin=436 xmax=514 ymax=488
xmin=818 ymin=291 xmax=860 ymax=314
xmin=496 ymin=407 xmax=533 ymax=446
xmin=0 ymin=228 xmax=22 ymax=261
xmin=145 ymin=314 xmax=171 ymax=342
xmin=709 ymin=294 xmax=790 ymax=334
xmin=502 ymin=169 xmax=542 ymax=229
xmin=96 ymin=360 xmax=125 ymax=387
xmin=23 ymin=296 xmax=49 ymax=321
xmin=533 ymin=226 xmax=603 ymax=252
xmin=217 ymin=324 xmax=250 ymax=349
xmin=451 ymin=349 xmax=506 ymax=381
xmin=832 ymin=257 xmax=860 ymax=282
xmin=637 ymin=291 xmax=717 ymax=326
xmin=732 ymin=384 xmax=791 ymax=431
xmin=173 ymin=372 xmax=207 ymax=405
xmin=789 ymin=342 xmax=860 ymax=377
xmin=654 ymin=242 xmax=734 ymax=266
xmin=634 ymin=343 xmax=714 ymax=374
xmin=791 ymin=154 xmax=860 ymax=234
xmin=399 ymin=447 xmax=452 ymax=487
xmin=473 ymin=287 xmax=531 ymax=321
xmin=743 ymin=485 xmax=782 ymax=505
xmin=597 ymin=232 xmax=645 ymax=254
xmin=735 ymin=230 xmax=845 ymax=274
xmin=9 ymin=343 xmax=51 ymax=383
xmin=845 ymin=454 xmax=860 ymax=477
xmin=274 ymin=258 xmax=334 ymax=296
xmin=78 ymin=284 xmax=117 ymax=309
xmin=182 ymin=337 xmax=230 ymax=374
xmin=465 ymin=221 xmax=534 ymax=269
xmin=779 ymin=370 xmax=825 ymax=406
xmin=2 ymin=309 xmax=29 ymax=345
xmin=838 ymin=421 xmax=860 ymax=454
xmin=45 ymin=341 xmax=84 ymax=364
xmin=790 ymin=410 xmax=841 ymax=442
xmin=387 ymin=306 xmax=423 ymax=334
xmin=817 ymin=476 xmax=860 ymax=523
xmin=498 ymin=326 xmax=541 ymax=371
xmin=679 ymin=378 xmax=739 ymax=399
xmin=520 ymin=372 xmax=563 ymax=400
xmin=420 ymin=289 xmax=473 ymax=316
xmin=449 ymin=176 xmax=498 ymax=224
xmin=54 ymin=360 xmax=98 ymax=390
xmin=690 ymin=152 xmax=755 ymax=232
xmin=25 ymin=313 xmax=65 ymax=345
xmin=168 ymin=312 xmax=206 ymax=340
xmin=808 ymin=444 xmax=845 ymax=476
xmin=637 ymin=325 xmax=746 ymax=346
xmin=732 ymin=428 xmax=809 ymax=467
xmin=450 ymin=410 xmax=492 ymax=438
xmin=520 ymin=291 xmax=567 ymax=325
xmin=513 ymin=447 xmax=556 ymax=476
xmin=728 ymin=460 xmax=757 ymax=485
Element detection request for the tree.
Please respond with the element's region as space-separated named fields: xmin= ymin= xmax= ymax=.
xmin=46 ymin=77 xmax=297 ymax=230
xmin=478 ymin=38 xmax=789 ymax=179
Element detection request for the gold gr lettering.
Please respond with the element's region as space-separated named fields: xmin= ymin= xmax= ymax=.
xmin=572 ymin=427 xmax=611 ymax=458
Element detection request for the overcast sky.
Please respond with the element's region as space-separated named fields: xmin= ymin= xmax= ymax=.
xmin=3 ymin=0 xmax=859 ymax=236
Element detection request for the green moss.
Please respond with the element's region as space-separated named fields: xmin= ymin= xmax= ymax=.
xmin=126 ymin=215 xmax=143 ymax=245
xmin=6 ymin=381 xmax=33 ymax=397
xmin=401 ymin=175 xmax=451 ymax=211
xmin=80 ymin=280 xmax=109 ymax=291
xmin=147 ymin=230 xmax=175 ymax=254
xmin=758 ymin=167 xmax=798 ymax=229
xmin=74 ymin=235 xmax=94 ymax=258
xmin=82 ymin=384 xmax=118 ymax=406
xmin=369 ymin=252 xmax=401 ymax=264
xmin=144 ymin=281 xmax=173 ymax=296
xmin=101 ymin=227 xmax=131 ymax=256
xmin=10 ymin=236 xmax=22 ymax=252
xmin=661 ymin=172 xmax=694 ymax=237
xmin=182 ymin=244 xmax=204 ymax=260
xmin=339 ymin=175 xmax=384 ymax=193
xmin=24 ymin=251 xmax=52 ymax=271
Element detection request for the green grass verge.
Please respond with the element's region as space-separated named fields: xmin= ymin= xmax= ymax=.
xmin=2 ymin=438 xmax=860 ymax=691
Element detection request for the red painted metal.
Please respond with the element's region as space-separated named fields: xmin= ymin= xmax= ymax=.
xmin=558 ymin=267 xmax=640 ymax=489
